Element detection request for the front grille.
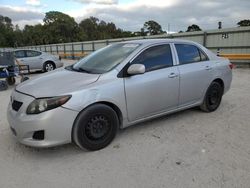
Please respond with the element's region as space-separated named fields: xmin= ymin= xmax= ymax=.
xmin=12 ymin=100 xmax=23 ymax=111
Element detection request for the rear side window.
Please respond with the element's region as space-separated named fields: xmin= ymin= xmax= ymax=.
xmin=26 ymin=50 xmax=42 ymax=57
xmin=175 ymin=44 xmax=208 ymax=65
xmin=132 ymin=44 xmax=173 ymax=72
xmin=14 ymin=50 xmax=26 ymax=58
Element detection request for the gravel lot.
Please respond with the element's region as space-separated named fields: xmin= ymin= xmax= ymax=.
xmin=0 ymin=61 xmax=250 ymax=188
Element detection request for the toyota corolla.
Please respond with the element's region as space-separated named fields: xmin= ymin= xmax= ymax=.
xmin=7 ymin=39 xmax=232 ymax=151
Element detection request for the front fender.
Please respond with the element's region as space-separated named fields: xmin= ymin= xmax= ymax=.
xmin=62 ymin=78 xmax=127 ymax=121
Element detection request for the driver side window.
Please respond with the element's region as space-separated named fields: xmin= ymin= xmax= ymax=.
xmin=14 ymin=50 xmax=26 ymax=58
xmin=131 ymin=44 xmax=173 ymax=72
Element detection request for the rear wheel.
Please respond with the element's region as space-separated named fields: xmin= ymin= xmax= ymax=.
xmin=43 ymin=62 xmax=55 ymax=72
xmin=6 ymin=76 xmax=15 ymax=85
xmin=72 ymin=104 xmax=119 ymax=151
xmin=200 ymin=82 xmax=223 ymax=112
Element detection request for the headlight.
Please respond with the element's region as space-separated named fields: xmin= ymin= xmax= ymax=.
xmin=26 ymin=95 xmax=71 ymax=114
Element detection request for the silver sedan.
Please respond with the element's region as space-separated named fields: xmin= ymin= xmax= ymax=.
xmin=14 ymin=49 xmax=63 ymax=72
xmin=7 ymin=39 xmax=232 ymax=150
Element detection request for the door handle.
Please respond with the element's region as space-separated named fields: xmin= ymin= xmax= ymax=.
xmin=168 ymin=73 xmax=178 ymax=78
xmin=205 ymin=66 xmax=212 ymax=70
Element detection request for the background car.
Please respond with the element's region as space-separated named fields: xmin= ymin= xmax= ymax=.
xmin=14 ymin=49 xmax=63 ymax=72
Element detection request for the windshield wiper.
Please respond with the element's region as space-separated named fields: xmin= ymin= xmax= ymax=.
xmin=78 ymin=67 xmax=91 ymax=73
xmin=65 ymin=65 xmax=73 ymax=71
xmin=67 ymin=65 xmax=91 ymax=73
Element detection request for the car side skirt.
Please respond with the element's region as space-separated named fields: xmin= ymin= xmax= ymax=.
xmin=122 ymin=100 xmax=202 ymax=129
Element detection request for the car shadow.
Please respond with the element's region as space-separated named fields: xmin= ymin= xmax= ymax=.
xmin=24 ymin=70 xmax=44 ymax=75
xmin=120 ymin=107 xmax=201 ymax=134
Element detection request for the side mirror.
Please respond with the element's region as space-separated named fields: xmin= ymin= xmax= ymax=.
xmin=127 ymin=64 xmax=145 ymax=75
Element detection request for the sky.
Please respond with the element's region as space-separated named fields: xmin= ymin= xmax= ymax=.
xmin=0 ymin=0 xmax=249 ymax=32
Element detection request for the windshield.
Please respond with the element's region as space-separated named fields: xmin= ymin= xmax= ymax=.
xmin=71 ymin=43 xmax=140 ymax=74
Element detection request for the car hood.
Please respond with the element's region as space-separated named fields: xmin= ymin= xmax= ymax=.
xmin=16 ymin=68 xmax=101 ymax=98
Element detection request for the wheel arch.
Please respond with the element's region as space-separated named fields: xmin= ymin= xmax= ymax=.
xmin=98 ymin=101 xmax=123 ymax=127
xmin=201 ymin=77 xmax=225 ymax=105
xmin=43 ymin=60 xmax=56 ymax=69
xmin=71 ymin=101 xmax=123 ymax=144
xmin=212 ymin=78 xmax=225 ymax=93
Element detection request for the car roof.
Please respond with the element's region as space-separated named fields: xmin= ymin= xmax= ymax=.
xmin=122 ymin=38 xmax=197 ymax=45
xmin=14 ymin=49 xmax=40 ymax=51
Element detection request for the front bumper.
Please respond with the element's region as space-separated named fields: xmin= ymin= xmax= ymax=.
xmin=7 ymin=90 xmax=78 ymax=148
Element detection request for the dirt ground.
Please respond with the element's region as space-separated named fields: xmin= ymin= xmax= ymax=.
xmin=0 ymin=61 xmax=250 ymax=188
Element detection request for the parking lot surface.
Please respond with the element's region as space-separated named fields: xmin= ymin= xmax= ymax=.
xmin=0 ymin=60 xmax=250 ymax=188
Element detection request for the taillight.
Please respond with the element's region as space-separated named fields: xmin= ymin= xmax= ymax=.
xmin=229 ymin=63 xmax=234 ymax=69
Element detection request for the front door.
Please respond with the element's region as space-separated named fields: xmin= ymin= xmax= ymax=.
xmin=124 ymin=44 xmax=179 ymax=121
xmin=23 ymin=50 xmax=43 ymax=70
xmin=14 ymin=50 xmax=26 ymax=65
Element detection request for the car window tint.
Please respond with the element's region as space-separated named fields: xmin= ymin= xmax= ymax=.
xmin=132 ymin=44 xmax=173 ymax=72
xmin=14 ymin=50 xmax=26 ymax=58
xmin=26 ymin=50 xmax=41 ymax=57
xmin=175 ymin=44 xmax=201 ymax=64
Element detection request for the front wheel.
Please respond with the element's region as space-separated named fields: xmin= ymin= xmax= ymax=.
xmin=72 ymin=104 xmax=119 ymax=151
xmin=200 ymin=82 xmax=223 ymax=112
xmin=43 ymin=62 xmax=55 ymax=72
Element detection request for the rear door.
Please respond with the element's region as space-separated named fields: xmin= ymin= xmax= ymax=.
xmin=23 ymin=50 xmax=43 ymax=69
xmin=124 ymin=44 xmax=179 ymax=121
xmin=174 ymin=43 xmax=213 ymax=106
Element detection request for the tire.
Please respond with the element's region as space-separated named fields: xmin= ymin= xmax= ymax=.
xmin=0 ymin=80 xmax=8 ymax=91
xmin=6 ymin=77 xmax=15 ymax=85
xmin=72 ymin=104 xmax=119 ymax=151
xmin=43 ymin=62 xmax=55 ymax=72
xmin=200 ymin=82 xmax=223 ymax=112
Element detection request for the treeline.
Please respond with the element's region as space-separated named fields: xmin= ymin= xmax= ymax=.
xmin=0 ymin=11 xmax=250 ymax=47
xmin=0 ymin=11 xmax=138 ymax=47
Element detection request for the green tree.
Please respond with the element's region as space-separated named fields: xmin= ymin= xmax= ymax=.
xmin=237 ymin=19 xmax=250 ymax=27
xmin=0 ymin=15 xmax=15 ymax=47
xmin=0 ymin=13 xmax=135 ymax=47
xmin=98 ymin=20 xmax=109 ymax=39
xmin=79 ymin=17 xmax=99 ymax=40
xmin=120 ymin=31 xmax=134 ymax=38
xmin=43 ymin=11 xmax=79 ymax=43
xmin=139 ymin=28 xmax=146 ymax=36
xmin=12 ymin=25 xmax=24 ymax=47
xmin=22 ymin=24 xmax=47 ymax=45
xmin=142 ymin=20 xmax=164 ymax=35
xmin=186 ymin=24 xmax=202 ymax=32
xmin=79 ymin=17 xmax=134 ymax=40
